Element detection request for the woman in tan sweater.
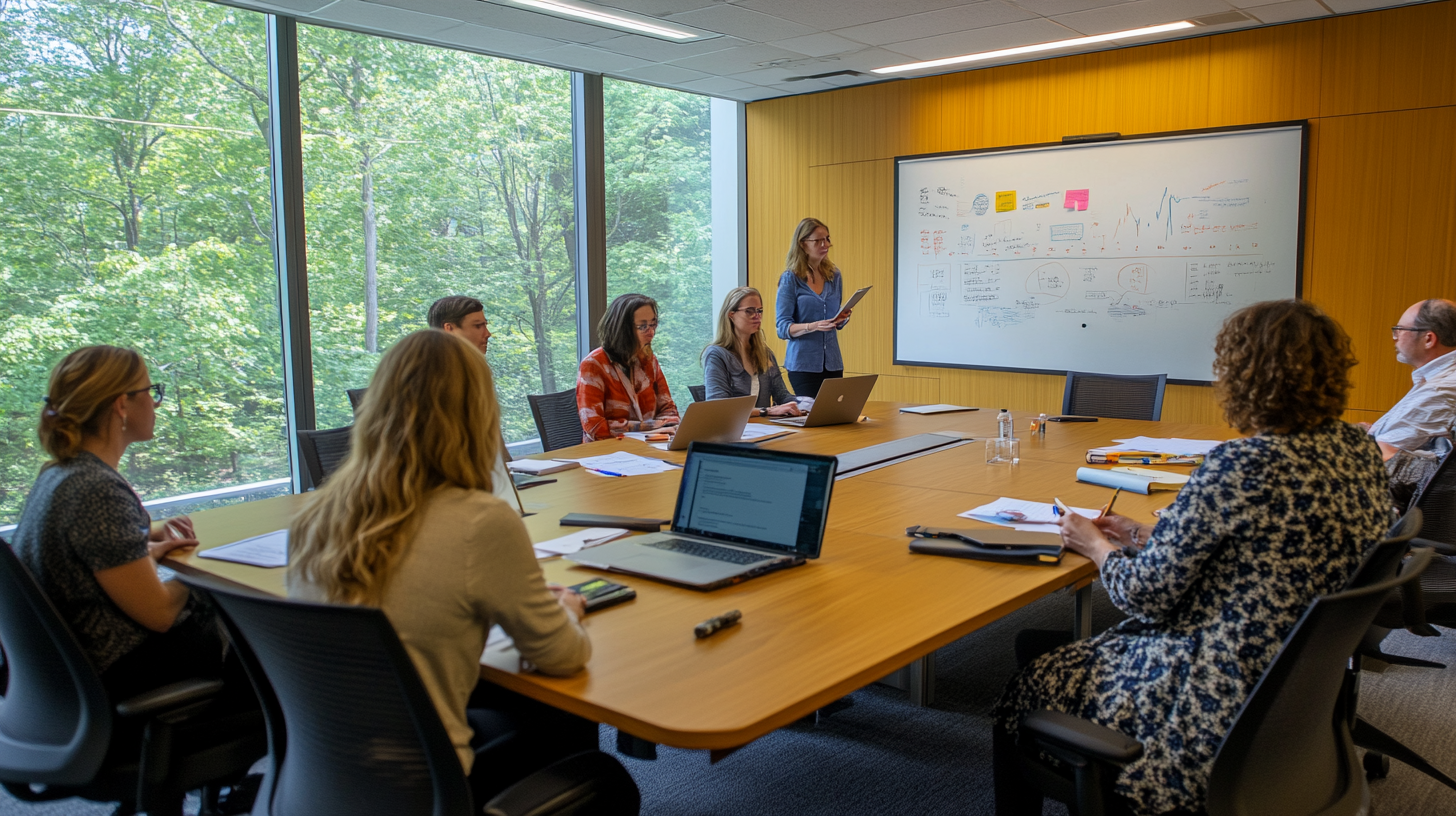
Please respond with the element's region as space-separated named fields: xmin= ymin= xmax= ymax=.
xmin=287 ymin=329 xmax=594 ymax=804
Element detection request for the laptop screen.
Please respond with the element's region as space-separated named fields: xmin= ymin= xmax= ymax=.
xmin=672 ymin=443 xmax=837 ymax=557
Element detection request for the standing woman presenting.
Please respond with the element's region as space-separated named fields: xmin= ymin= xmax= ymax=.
xmin=776 ymin=218 xmax=852 ymax=398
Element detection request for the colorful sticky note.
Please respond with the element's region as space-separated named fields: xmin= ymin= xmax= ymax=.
xmin=995 ymin=191 xmax=1016 ymax=213
xmin=1064 ymin=189 xmax=1089 ymax=211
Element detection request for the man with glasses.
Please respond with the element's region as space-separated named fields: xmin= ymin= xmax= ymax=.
xmin=1365 ymin=299 xmax=1456 ymax=461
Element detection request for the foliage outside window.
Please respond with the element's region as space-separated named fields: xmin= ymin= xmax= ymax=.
xmin=603 ymin=79 xmax=712 ymax=403
xmin=297 ymin=26 xmax=578 ymax=441
xmin=0 ymin=0 xmax=284 ymax=524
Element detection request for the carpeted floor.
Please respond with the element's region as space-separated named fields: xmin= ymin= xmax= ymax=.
xmin=6 ymin=585 xmax=1455 ymax=815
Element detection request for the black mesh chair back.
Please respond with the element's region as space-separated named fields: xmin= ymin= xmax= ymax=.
xmin=1206 ymin=545 xmax=1433 ymax=816
xmin=0 ymin=538 xmax=111 ymax=787
xmin=1410 ymin=449 xmax=1456 ymax=545
xmin=188 ymin=575 xmax=473 ymax=816
xmin=296 ymin=426 xmax=353 ymax=491
xmin=1061 ymin=371 xmax=1167 ymax=421
xmin=688 ymin=385 xmax=706 ymax=403
xmin=345 ymin=388 xmax=368 ymax=414
xmin=528 ymin=389 xmax=584 ymax=452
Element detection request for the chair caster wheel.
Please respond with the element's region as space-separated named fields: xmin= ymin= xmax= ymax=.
xmin=1364 ymin=751 xmax=1391 ymax=779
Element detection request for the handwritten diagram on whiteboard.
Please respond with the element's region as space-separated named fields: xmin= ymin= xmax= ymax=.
xmin=893 ymin=126 xmax=1305 ymax=382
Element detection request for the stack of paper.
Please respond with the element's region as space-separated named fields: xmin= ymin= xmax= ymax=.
xmin=532 ymin=527 xmax=629 ymax=559
xmin=508 ymin=459 xmax=580 ymax=475
xmin=900 ymin=404 xmax=977 ymax=415
xmin=960 ymin=498 xmax=1098 ymax=533
xmin=565 ymin=451 xmax=680 ymax=476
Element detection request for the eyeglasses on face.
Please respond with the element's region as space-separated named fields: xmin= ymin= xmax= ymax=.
xmin=1392 ymin=325 xmax=1430 ymax=339
xmin=124 ymin=383 xmax=166 ymax=406
xmin=634 ymin=321 xmax=660 ymax=333
xmin=733 ymin=307 xmax=765 ymax=317
xmin=802 ymin=237 xmax=832 ymax=246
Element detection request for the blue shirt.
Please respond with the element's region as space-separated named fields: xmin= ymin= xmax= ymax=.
xmin=775 ymin=269 xmax=847 ymax=373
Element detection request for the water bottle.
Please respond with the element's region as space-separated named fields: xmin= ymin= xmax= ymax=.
xmin=997 ymin=409 xmax=1012 ymax=440
xmin=1037 ymin=412 xmax=1048 ymax=438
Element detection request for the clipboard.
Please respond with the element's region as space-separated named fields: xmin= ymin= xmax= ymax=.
xmin=836 ymin=286 xmax=872 ymax=320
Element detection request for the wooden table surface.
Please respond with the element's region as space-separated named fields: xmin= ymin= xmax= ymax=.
xmin=171 ymin=403 xmax=1237 ymax=751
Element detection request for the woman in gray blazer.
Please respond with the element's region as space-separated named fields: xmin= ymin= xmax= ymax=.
xmin=702 ymin=287 xmax=803 ymax=418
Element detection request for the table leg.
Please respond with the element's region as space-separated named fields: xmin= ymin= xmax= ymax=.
xmin=1074 ymin=583 xmax=1093 ymax=640
xmin=908 ymin=652 xmax=936 ymax=707
xmin=615 ymin=729 xmax=658 ymax=760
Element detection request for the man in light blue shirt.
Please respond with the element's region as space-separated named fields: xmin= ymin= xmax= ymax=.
xmin=1366 ymin=299 xmax=1456 ymax=461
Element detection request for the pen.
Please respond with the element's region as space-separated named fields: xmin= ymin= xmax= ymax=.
xmin=695 ymin=609 xmax=742 ymax=639
xmin=1099 ymin=487 xmax=1121 ymax=519
xmin=585 ymin=467 xmax=628 ymax=477
xmin=1052 ymin=497 xmax=1071 ymax=518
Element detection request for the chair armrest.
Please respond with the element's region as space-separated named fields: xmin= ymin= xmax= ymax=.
xmin=115 ymin=678 xmax=224 ymax=718
xmin=1022 ymin=710 xmax=1143 ymax=765
xmin=1414 ymin=536 xmax=1456 ymax=557
xmin=484 ymin=750 xmax=639 ymax=816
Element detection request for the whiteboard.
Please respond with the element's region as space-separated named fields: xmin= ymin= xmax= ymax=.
xmin=893 ymin=125 xmax=1307 ymax=383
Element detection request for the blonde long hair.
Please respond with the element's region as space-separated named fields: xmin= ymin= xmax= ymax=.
xmin=707 ymin=287 xmax=772 ymax=373
xmin=39 ymin=345 xmax=146 ymax=463
xmin=289 ymin=330 xmax=502 ymax=605
xmin=784 ymin=217 xmax=838 ymax=283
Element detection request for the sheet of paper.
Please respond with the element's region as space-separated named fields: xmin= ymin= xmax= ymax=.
xmin=900 ymin=404 xmax=976 ymax=414
xmin=564 ymin=450 xmax=680 ymax=476
xmin=1064 ymin=189 xmax=1089 ymax=210
xmin=533 ymin=527 xmax=629 ymax=558
xmin=960 ymin=497 xmax=1098 ymax=532
xmin=1094 ymin=437 xmax=1225 ymax=455
xmin=198 ymin=529 xmax=288 ymax=568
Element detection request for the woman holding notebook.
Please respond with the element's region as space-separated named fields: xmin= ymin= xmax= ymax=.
xmin=994 ymin=300 xmax=1390 ymax=815
xmin=775 ymin=217 xmax=853 ymax=399
xmin=703 ymin=286 xmax=801 ymax=418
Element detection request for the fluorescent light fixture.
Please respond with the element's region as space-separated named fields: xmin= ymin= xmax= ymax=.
xmin=872 ymin=21 xmax=1196 ymax=74
xmin=498 ymin=0 xmax=707 ymax=41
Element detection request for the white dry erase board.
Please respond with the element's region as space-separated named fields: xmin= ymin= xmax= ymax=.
xmin=893 ymin=124 xmax=1307 ymax=383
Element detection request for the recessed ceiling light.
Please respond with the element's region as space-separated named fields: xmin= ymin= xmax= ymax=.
xmin=872 ymin=21 xmax=1197 ymax=75
xmin=495 ymin=0 xmax=711 ymax=41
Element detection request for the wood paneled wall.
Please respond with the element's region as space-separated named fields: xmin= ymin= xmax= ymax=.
xmin=746 ymin=1 xmax=1456 ymax=426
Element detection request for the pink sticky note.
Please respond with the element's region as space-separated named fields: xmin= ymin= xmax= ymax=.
xmin=1065 ymin=189 xmax=1089 ymax=210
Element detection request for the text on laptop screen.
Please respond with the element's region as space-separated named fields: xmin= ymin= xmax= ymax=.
xmin=674 ymin=449 xmax=833 ymax=555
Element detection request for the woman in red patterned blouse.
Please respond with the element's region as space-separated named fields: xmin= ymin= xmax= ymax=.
xmin=575 ymin=293 xmax=681 ymax=442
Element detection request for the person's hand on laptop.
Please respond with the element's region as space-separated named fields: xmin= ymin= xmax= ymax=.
xmin=763 ymin=402 xmax=802 ymax=418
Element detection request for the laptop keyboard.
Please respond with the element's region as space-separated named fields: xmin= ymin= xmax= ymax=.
xmin=772 ymin=415 xmax=808 ymax=426
xmin=644 ymin=537 xmax=767 ymax=565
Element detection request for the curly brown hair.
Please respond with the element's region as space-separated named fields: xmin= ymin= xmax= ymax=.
xmin=1213 ymin=299 xmax=1356 ymax=435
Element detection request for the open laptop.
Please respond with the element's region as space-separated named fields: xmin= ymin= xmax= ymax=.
xmin=770 ymin=374 xmax=879 ymax=427
xmin=566 ymin=442 xmax=837 ymax=589
xmin=660 ymin=394 xmax=756 ymax=451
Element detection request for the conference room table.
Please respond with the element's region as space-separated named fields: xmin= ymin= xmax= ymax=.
xmin=169 ymin=403 xmax=1237 ymax=757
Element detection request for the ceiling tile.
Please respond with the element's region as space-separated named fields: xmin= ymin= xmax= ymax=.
xmin=665 ymin=5 xmax=819 ymax=41
xmin=1241 ymin=0 xmax=1330 ymax=20
xmin=833 ymin=2 xmax=1041 ymax=47
xmin=733 ymin=0 xmax=967 ymax=30
xmin=768 ymin=32 xmax=866 ymax=57
xmin=1322 ymin=0 xmax=1413 ymax=12
xmin=1010 ymin=0 xmax=1136 ymax=15
xmin=248 ymin=0 xmax=339 ymax=12
xmin=727 ymin=65 xmax=806 ymax=84
xmin=616 ymin=63 xmax=713 ymax=84
xmin=1051 ymin=0 xmax=1236 ymax=36
xmin=732 ymin=85 xmax=790 ymax=101
xmin=376 ymin=0 xmax=627 ymax=42
xmin=668 ymin=43 xmax=808 ymax=73
xmin=827 ymin=46 xmax=922 ymax=71
xmin=592 ymin=33 xmax=748 ymax=61
xmin=886 ymin=18 xmax=1077 ymax=59
xmin=308 ymin=0 xmax=460 ymax=35
xmin=529 ymin=43 xmax=654 ymax=72
xmin=598 ymin=0 xmax=719 ymax=14
xmin=428 ymin=23 xmax=562 ymax=54
xmin=769 ymin=78 xmax=839 ymax=94
xmin=677 ymin=75 xmax=758 ymax=94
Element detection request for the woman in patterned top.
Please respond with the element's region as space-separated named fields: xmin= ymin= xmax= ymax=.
xmin=576 ymin=293 xmax=680 ymax=442
xmin=10 ymin=346 xmax=225 ymax=702
xmin=995 ymin=300 xmax=1391 ymax=815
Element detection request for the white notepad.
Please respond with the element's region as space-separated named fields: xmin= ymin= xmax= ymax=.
xmin=198 ymin=530 xmax=288 ymax=568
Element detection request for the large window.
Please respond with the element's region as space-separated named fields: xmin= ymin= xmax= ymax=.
xmin=298 ymin=26 xmax=577 ymax=443
xmin=603 ymin=80 xmax=713 ymax=402
xmin=0 ymin=0 xmax=285 ymax=524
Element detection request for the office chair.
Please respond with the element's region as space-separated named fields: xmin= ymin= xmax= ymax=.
xmin=688 ymin=385 xmax=706 ymax=403
xmin=0 ymin=539 xmax=265 ymax=816
xmin=345 ymin=388 xmax=368 ymax=414
xmin=181 ymin=572 xmax=640 ymax=816
xmin=997 ymin=512 xmax=1430 ymax=816
xmin=1061 ymin=371 xmax=1167 ymax=421
xmin=296 ymin=426 xmax=353 ymax=490
xmin=528 ymin=389 xmax=584 ymax=452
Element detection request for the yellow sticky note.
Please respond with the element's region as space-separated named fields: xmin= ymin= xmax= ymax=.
xmin=995 ymin=191 xmax=1016 ymax=212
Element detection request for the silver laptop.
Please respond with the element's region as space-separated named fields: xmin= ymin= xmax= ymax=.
xmin=661 ymin=394 xmax=756 ymax=451
xmin=566 ymin=442 xmax=838 ymax=589
xmin=770 ymin=374 xmax=879 ymax=427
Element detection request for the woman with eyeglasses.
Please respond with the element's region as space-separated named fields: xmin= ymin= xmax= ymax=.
xmin=11 ymin=346 xmax=232 ymax=705
xmin=776 ymin=217 xmax=853 ymax=398
xmin=576 ymin=293 xmax=680 ymax=442
xmin=702 ymin=286 xmax=802 ymax=418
